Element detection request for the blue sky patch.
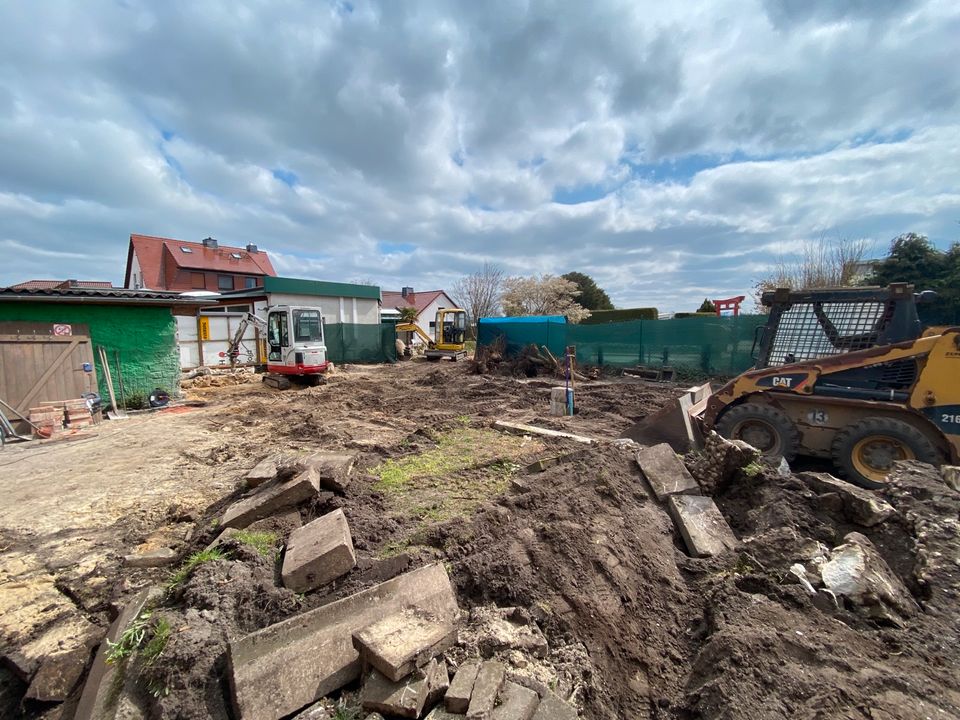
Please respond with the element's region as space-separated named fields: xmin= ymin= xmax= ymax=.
xmin=272 ymin=168 xmax=298 ymax=187
xmin=378 ymin=241 xmax=416 ymax=254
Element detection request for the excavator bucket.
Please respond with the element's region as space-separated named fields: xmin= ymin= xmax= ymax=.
xmin=620 ymin=382 xmax=713 ymax=452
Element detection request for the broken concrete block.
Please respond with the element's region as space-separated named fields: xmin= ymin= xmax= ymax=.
xmin=123 ymin=547 xmax=177 ymax=568
xmin=74 ymin=586 xmax=162 ymax=720
xmin=685 ymin=431 xmax=761 ymax=494
xmin=940 ymin=465 xmax=960 ymax=492
xmin=426 ymin=707 xmax=466 ymax=720
xmin=667 ymin=495 xmax=738 ymax=558
xmin=228 ymin=564 xmax=459 ymax=720
xmin=821 ymin=532 xmax=919 ymax=624
xmin=221 ymin=466 xmax=320 ymax=529
xmin=491 ymin=681 xmax=539 ymax=720
xmin=24 ymin=645 xmax=90 ymax=702
xmin=246 ymin=453 xmax=284 ymax=488
xmin=524 ymin=450 xmax=585 ymax=474
xmin=302 ymin=451 xmax=357 ymax=493
xmin=472 ymin=607 xmax=548 ymax=658
xmin=445 ymin=660 xmax=481 ymax=713
xmin=466 ymin=660 xmax=506 ymax=720
xmin=798 ymin=472 xmax=896 ymax=527
xmin=289 ymin=699 xmax=337 ymax=719
xmin=531 ymin=692 xmax=577 ymax=720
xmin=636 ymin=443 xmax=700 ymax=501
xmin=352 ymin=609 xmax=456 ymax=682
xmin=282 ymin=509 xmax=356 ymax=593
xmin=206 ymin=527 xmax=240 ymax=551
xmin=361 ymin=662 xmax=432 ymax=719
xmin=426 ymin=659 xmax=451 ymax=707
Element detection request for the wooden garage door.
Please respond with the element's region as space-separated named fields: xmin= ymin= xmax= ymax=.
xmin=0 ymin=323 xmax=98 ymax=424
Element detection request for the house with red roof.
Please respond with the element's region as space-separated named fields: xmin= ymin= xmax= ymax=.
xmin=10 ymin=279 xmax=114 ymax=290
xmin=381 ymin=287 xmax=459 ymax=345
xmin=123 ymin=234 xmax=277 ymax=292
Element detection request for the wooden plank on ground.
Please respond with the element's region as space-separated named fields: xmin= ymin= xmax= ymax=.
xmin=493 ymin=420 xmax=594 ymax=444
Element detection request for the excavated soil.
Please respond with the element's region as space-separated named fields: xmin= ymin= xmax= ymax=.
xmin=4 ymin=360 xmax=960 ymax=719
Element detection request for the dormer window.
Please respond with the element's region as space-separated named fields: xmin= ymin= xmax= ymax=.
xmin=180 ymin=246 xmax=193 ymax=253
xmin=230 ymin=252 xmax=242 ymax=259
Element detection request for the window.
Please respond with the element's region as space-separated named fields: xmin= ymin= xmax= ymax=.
xmin=244 ymin=276 xmax=257 ymax=289
xmin=191 ymin=272 xmax=205 ymax=289
xmin=267 ymin=311 xmax=288 ymax=360
xmin=230 ymin=252 xmax=242 ymax=259
xmin=218 ymin=275 xmax=234 ymax=291
xmin=180 ymin=246 xmax=193 ymax=253
xmin=293 ymin=309 xmax=324 ymax=342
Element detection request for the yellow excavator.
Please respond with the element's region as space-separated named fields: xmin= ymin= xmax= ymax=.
xmin=397 ymin=308 xmax=468 ymax=361
xmin=625 ymin=284 xmax=960 ymax=488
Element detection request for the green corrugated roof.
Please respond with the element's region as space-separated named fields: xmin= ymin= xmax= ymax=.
xmin=263 ymin=276 xmax=381 ymax=300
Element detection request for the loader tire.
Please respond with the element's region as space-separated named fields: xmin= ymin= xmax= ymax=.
xmin=715 ymin=403 xmax=800 ymax=460
xmin=832 ymin=417 xmax=942 ymax=489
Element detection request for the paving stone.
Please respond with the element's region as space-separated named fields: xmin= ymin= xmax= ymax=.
xmin=798 ymin=472 xmax=896 ymax=526
xmin=466 ymin=661 xmax=506 ymax=720
xmin=426 ymin=707 xmax=466 ymax=720
xmin=302 ymin=451 xmax=357 ymax=493
xmin=426 ymin=659 xmax=451 ymax=707
xmin=123 ymin=547 xmax=177 ymax=568
xmin=221 ymin=467 xmax=320 ymax=529
xmin=531 ymin=692 xmax=577 ymax=720
xmin=282 ymin=509 xmax=356 ymax=593
xmin=941 ymin=465 xmax=960 ymax=492
xmin=353 ymin=609 xmax=456 ymax=682
xmin=491 ymin=681 xmax=539 ymax=720
xmin=445 ymin=660 xmax=481 ymax=713
xmin=245 ymin=453 xmax=284 ymax=488
xmin=228 ymin=564 xmax=459 ymax=720
xmin=74 ymin=587 xmax=162 ymax=720
xmin=667 ymin=495 xmax=739 ymax=558
xmin=636 ymin=443 xmax=700 ymax=501
xmin=24 ymin=645 xmax=90 ymax=702
xmin=361 ymin=662 xmax=432 ymax=719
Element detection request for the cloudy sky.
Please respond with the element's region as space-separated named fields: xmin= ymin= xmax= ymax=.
xmin=1 ymin=0 xmax=958 ymax=311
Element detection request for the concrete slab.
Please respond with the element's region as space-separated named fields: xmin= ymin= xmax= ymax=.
xmin=426 ymin=658 xmax=451 ymax=707
xmin=492 ymin=421 xmax=593 ymax=444
xmin=245 ymin=453 xmax=284 ymax=488
xmin=24 ymin=645 xmax=89 ymax=702
xmin=352 ymin=609 xmax=456 ymax=682
xmin=466 ymin=660 xmax=506 ymax=720
xmin=302 ymin=451 xmax=357 ymax=493
xmin=667 ymin=495 xmax=739 ymax=558
xmin=227 ymin=564 xmax=459 ymax=720
xmin=123 ymin=547 xmax=176 ymax=568
xmin=427 ymin=707 xmax=467 ymax=720
xmin=361 ymin=662 xmax=432 ymax=719
xmin=524 ymin=450 xmax=585 ymax=474
xmin=798 ymin=472 xmax=896 ymax=527
xmin=491 ymin=681 xmax=539 ymax=720
xmin=74 ymin=586 xmax=162 ymax=720
xmin=530 ymin=692 xmax=577 ymax=720
xmin=281 ymin=509 xmax=356 ymax=593
xmin=636 ymin=443 xmax=700 ymax=501
xmin=221 ymin=467 xmax=320 ymax=529
xmin=445 ymin=660 xmax=481 ymax=713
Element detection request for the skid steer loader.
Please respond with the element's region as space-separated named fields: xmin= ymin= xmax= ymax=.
xmin=624 ymin=283 xmax=960 ymax=488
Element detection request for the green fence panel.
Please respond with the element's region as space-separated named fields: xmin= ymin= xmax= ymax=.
xmin=324 ymin=322 xmax=396 ymax=364
xmin=478 ymin=315 xmax=766 ymax=376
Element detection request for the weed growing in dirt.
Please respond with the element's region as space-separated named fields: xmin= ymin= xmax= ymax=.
xmin=378 ymin=538 xmax=412 ymax=559
xmin=232 ymin=530 xmax=278 ymax=557
xmin=167 ymin=547 xmax=228 ymax=591
xmin=105 ymin=611 xmax=153 ymax=664
xmin=331 ymin=702 xmax=361 ymax=720
xmin=743 ymin=461 xmax=764 ymax=478
xmin=141 ymin=617 xmax=171 ymax=667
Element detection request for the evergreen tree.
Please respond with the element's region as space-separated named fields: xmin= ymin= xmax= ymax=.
xmin=561 ymin=272 xmax=614 ymax=310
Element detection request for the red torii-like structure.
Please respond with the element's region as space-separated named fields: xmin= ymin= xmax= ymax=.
xmin=712 ymin=295 xmax=746 ymax=317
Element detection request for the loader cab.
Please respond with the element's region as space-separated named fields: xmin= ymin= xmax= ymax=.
xmin=266 ymin=305 xmax=329 ymax=376
xmin=435 ymin=308 xmax=466 ymax=350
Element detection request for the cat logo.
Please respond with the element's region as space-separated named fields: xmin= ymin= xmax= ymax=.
xmin=772 ymin=376 xmax=793 ymax=388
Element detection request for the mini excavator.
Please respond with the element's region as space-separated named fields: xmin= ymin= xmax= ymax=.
xmin=396 ymin=308 xmax=468 ymax=361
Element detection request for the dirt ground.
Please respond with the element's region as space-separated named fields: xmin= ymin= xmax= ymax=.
xmin=1 ymin=359 xmax=959 ymax=719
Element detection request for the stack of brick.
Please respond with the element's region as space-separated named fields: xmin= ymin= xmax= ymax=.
xmin=28 ymin=406 xmax=64 ymax=437
xmin=55 ymin=399 xmax=94 ymax=429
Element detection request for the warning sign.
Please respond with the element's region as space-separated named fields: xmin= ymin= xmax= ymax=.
xmin=52 ymin=324 xmax=73 ymax=336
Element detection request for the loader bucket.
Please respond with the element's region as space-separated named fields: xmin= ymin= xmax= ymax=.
xmin=620 ymin=382 xmax=712 ymax=452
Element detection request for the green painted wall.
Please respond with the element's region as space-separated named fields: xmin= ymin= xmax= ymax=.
xmin=0 ymin=302 xmax=181 ymax=403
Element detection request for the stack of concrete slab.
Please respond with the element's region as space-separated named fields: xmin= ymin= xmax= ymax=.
xmin=441 ymin=659 xmax=577 ymax=720
xmin=221 ymin=466 xmax=323 ymax=529
xmin=243 ymin=450 xmax=357 ymax=493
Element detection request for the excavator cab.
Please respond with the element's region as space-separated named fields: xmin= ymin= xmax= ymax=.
xmin=266 ymin=306 xmax=329 ymax=378
xmin=395 ymin=308 xmax=468 ymax=361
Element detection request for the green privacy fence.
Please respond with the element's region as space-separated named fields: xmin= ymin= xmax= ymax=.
xmin=325 ymin=322 xmax=397 ymax=364
xmin=478 ymin=315 xmax=766 ymax=376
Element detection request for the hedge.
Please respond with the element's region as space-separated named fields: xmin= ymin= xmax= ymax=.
xmin=581 ymin=307 xmax=659 ymax=324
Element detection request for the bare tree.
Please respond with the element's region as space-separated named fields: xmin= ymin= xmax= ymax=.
xmin=501 ymin=274 xmax=591 ymax=323
xmin=452 ymin=262 xmax=506 ymax=334
xmin=753 ymin=235 xmax=873 ymax=311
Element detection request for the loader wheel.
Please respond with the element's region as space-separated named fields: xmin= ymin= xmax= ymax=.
xmin=832 ymin=417 xmax=941 ymax=489
xmin=715 ymin=403 xmax=799 ymax=460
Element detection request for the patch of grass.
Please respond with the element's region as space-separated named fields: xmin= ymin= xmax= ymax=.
xmin=141 ymin=617 xmax=171 ymax=667
xmin=167 ymin=547 xmax=228 ymax=591
xmin=742 ymin=461 xmax=764 ymax=478
xmin=232 ymin=530 xmax=278 ymax=557
xmin=377 ymin=538 xmax=412 ymax=559
xmin=332 ymin=702 xmax=361 ymax=720
xmin=105 ymin=611 xmax=153 ymax=665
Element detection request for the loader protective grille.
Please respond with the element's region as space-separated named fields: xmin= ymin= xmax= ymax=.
xmin=766 ymin=301 xmax=887 ymax=366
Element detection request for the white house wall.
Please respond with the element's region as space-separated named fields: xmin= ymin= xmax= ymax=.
xmin=176 ymin=313 xmax=259 ymax=370
xmin=257 ymin=293 xmax=380 ymax=325
xmin=410 ymin=294 xmax=457 ymax=346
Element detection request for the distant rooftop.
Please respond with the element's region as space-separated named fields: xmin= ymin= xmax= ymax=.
xmin=11 ymin=279 xmax=114 ymax=290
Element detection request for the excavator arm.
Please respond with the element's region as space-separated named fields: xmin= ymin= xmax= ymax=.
xmin=228 ymin=312 xmax=268 ymax=364
xmin=395 ymin=322 xmax=434 ymax=348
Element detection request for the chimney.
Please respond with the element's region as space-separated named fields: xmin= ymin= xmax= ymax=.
xmin=245 ymin=243 xmax=258 ymax=253
xmin=202 ymin=237 xmax=218 ymax=249
xmin=67 ymin=279 xmax=79 ymax=288
xmin=401 ymin=286 xmax=414 ymax=299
